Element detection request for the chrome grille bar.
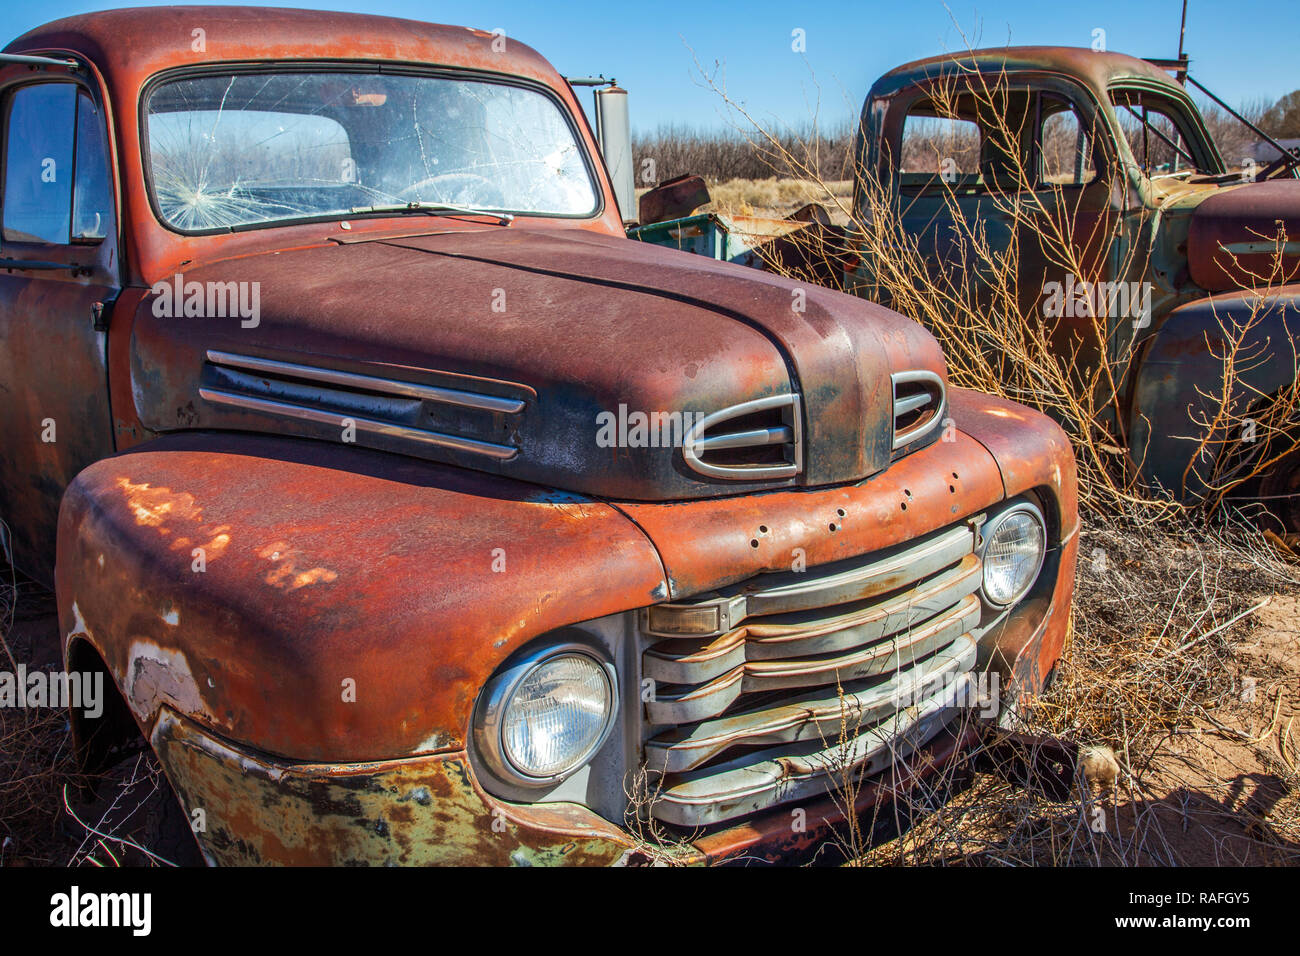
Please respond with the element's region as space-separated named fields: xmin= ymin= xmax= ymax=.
xmin=198 ymin=387 xmax=518 ymax=459
xmin=639 ymin=513 xmax=985 ymax=827
xmin=206 ymin=349 xmax=526 ymax=413
xmin=650 ymin=676 xmax=968 ymax=827
xmin=645 ymin=635 xmax=976 ymax=773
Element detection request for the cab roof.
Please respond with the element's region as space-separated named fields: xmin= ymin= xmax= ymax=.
xmin=4 ymin=6 xmax=562 ymax=90
xmin=869 ymin=45 xmax=1184 ymax=101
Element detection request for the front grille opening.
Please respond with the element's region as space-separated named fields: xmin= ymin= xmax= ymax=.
xmin=682 ymin=394 xmax=802 ymax=481
xmin=693 ymin=407 xmax=793 ymax=467
xmin=199 ymin=349 xmax=526 ymax=461
xmin=892 ymin=371 xmax=945 ymax=451
xmin=894 ymin=389 xmax=937 ymax=432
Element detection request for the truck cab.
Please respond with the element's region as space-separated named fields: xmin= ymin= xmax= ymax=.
xmin=0 ymin=8 xmax=1077 ymax=864
xmin=851 ymin=47 xmax=1300 ymax=521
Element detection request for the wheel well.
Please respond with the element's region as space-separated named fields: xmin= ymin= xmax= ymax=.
xmin=67 ymin=638 xmax=147 ymax=776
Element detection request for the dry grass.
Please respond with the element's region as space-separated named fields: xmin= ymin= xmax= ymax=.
xmin=0 ymin=558 xmax=79 ymax=867
xmin=701 ymin=177 xmax=851 ymax=218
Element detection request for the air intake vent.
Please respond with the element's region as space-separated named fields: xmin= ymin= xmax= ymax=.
xmin=682 ymin=394 xmax=802 ymax=480
xmin=199 ymin=350 xmax=527 ymax=460
xmin=891 ymin=370 xmax=945 ymax=451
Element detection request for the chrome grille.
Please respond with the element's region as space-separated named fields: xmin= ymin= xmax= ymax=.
xmin=640 ymin=520 xmax=982 ymax=827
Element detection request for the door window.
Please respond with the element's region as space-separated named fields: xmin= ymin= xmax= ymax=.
xmin=1039 ymin=95 xmax=1099 ymax=186
xmin=3 ymin=83 xmax=113 ymax=244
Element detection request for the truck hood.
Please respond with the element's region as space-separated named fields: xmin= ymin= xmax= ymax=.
xmin=1187 ymin=179 xmax=1300 ymax=292
xmin=129 ymin=227 xmax=946 ymax=500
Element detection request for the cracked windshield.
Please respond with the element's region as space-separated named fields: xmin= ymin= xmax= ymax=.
xmin=145 ymin=71 xmax=598 ymax=230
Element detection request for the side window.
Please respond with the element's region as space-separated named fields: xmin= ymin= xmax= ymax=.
xmin=899 ymin=108 xmax=982 ymax=194
xmin=899 ymin=88 xmax=1038 ymax=195
xmin=3 ymin=83 xmax=76 ymax=244
xmin=73 ymin=91 xmax=112 ymax=241
xmin=1039 ymin=96 xmax=1099 ymax=186
xmin=2 ymin=83 xmax=113 ymax=245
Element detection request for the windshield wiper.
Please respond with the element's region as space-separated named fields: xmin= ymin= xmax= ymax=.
xmin=349 ymin=201 xmax=514 ymax=225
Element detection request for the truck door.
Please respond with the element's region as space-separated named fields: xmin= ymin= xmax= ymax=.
xmin=890 ymin=86 xmax=1021 ymax=304
xmin=1023 ymin=89 xmax=1117 ymax=397
xmin=0 ymin=76 xmax=119 ymax=583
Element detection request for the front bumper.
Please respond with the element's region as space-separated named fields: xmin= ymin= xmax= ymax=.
xmin=152 ymin=706 xmax=980 ymax=866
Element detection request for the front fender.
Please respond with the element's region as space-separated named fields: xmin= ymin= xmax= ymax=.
xmin=1130 ymin=285 xmax=1300 ymax=499
xmin=56 ymin=431 xmax=668 ymax=763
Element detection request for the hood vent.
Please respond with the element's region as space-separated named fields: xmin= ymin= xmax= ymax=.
xmin=891 ymin=370 xmax=945 ymax=452
xmin=199 ymin=350 xmax=526 ymax=460
xmin=682 ymin=394 xmax=802 ymax=480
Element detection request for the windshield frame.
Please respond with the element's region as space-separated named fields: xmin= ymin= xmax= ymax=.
xmin=138 ymin=62 xmax=606 ymax=235
xmin=1104 ymin=79 xmax=1225 ymax=179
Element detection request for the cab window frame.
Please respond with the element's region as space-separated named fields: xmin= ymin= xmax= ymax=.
xmin=0 ymin=76 xmax=115 ymax=250
xmin=889 ymin=74 xmax=1111 ymax=199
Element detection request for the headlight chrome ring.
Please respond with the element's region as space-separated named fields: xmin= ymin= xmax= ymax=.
xmin=473 ymin=641 xmax=617 ymax=787
xmin=979 ymin=500 xmax=1047 ymax=607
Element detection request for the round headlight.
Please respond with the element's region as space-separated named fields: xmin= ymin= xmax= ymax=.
xmin=476 ymin=646 xmax=616 ymax=785
xmin=980 ymin=504 xmax=1046 ymax=606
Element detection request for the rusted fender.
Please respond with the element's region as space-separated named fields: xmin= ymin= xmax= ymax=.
xmin=947 ymin=387 xmax=1080 ymax=535
xmin=56 ymin=431 xmax=668 ymax=762
xmin=1187 ymin=180 xmax=1300 ymax=292
xmin=948 ymin=389 xmax=1078 ymax=693
xmin=1129 ymin=285 xmax=1300 ymax=499
xmin=615 ymin=386 xmax=1078 ymax=599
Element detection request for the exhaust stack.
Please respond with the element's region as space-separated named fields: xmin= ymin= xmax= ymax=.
xmin=569 ymin=77 xmax=636 ymax=224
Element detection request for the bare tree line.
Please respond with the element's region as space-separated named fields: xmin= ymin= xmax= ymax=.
xmin=632 ymin=95 xmax=1297 ymax=186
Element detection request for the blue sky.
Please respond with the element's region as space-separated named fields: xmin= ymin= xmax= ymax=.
xmin=2 ymin=1 xmax=1294 ymax=132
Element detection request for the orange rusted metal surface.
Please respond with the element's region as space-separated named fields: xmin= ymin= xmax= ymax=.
xmin=58 ymin=431 xmax=669 ymax=761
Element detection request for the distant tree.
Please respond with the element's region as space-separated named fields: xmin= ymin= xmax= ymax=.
xmin=1260 ymin=91 xmax=1300 ymax=138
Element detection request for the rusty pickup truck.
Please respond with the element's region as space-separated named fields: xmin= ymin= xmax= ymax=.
xmin=0 ymin=7 xmax=1076 ymax=865
xmin=848 ymin=48 xmax=1300 ymax=525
